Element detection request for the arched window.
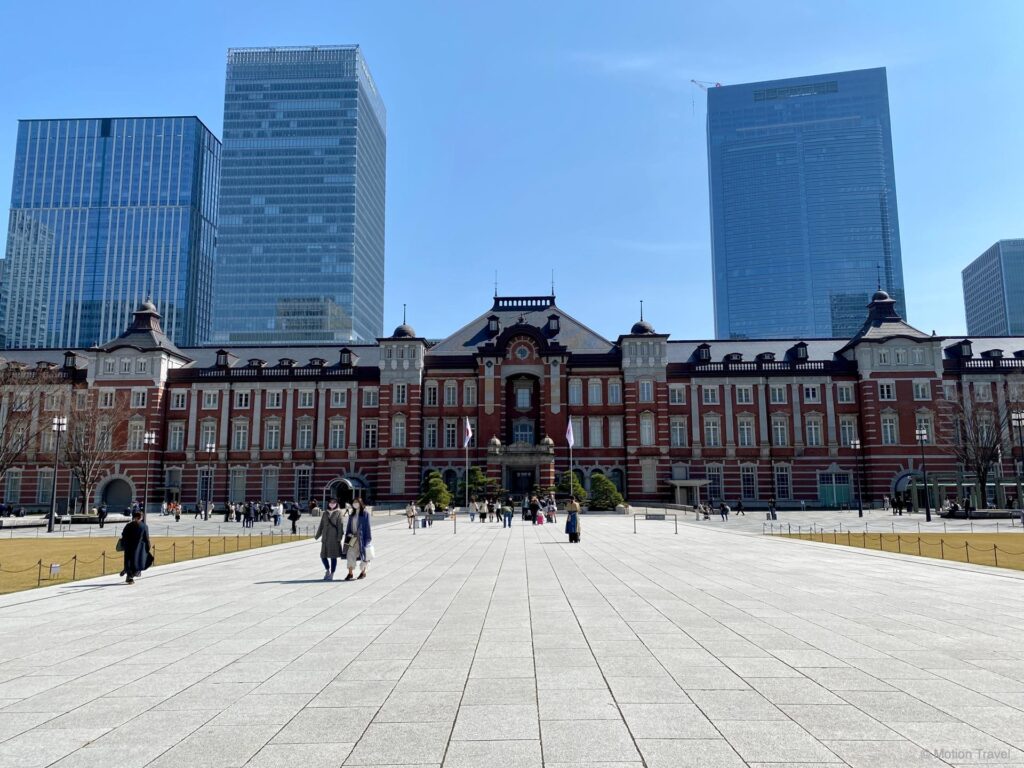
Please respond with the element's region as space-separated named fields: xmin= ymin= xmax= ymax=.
xmin=568 ymin=378 xmax=583 ymax=406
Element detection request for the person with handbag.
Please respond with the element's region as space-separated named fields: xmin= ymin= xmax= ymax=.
xmin=314 ymin=498 xmax=345 ymax=580
xmin=564 ymin=496 xmax=582 ymax=543
xmin=119 ymin=510 xmax=152 ymax=585
xmin=343 ymin=499 xmax=373 ymax=580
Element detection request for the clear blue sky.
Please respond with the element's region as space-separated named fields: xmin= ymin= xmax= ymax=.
xmin=1 ymin=0 xmax=1021 ymax=340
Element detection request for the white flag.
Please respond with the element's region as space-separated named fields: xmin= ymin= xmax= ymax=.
xmin=566 ymin=418 xmax=575 ymax=448
xmin=463 ymin=416 xmax=473 ymax=448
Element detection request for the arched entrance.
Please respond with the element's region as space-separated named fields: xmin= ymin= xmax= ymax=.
xmin=324 ymin=476 xmax=369 ymax=507
xmin=100 ymin=478 xmax=134 ymax=512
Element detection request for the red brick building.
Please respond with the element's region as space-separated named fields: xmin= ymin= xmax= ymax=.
xmin=2 ymin=292 xmax=1021 ymax=512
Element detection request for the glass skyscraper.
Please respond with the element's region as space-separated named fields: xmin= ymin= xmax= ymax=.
xmin=1 ymin=116 xmax=220 ymax=348
xmin=707 ymin=67 xmax=906 ymax=339
xmin=962 ymin=239 xmax=1024 ymax=335
xmin=213 ymin=45 xmax=386 ymax=344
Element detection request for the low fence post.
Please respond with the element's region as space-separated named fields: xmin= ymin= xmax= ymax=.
xmin=965 ymin=543 xmax=970 ymax=563
xmin=940 ymin=539 xmax=945 ymax=559
xmin=37 ymin=559 xmax=42 ymax=587
xmin=993 ymin=544 xmax=998 ymax=567
xmin=72 ymin=555 xmax=77 ymax=580
xmin=173 ymin=543 xmax=176 ymax=563
xmin=102 ymin=551 xmax=106 ymax=575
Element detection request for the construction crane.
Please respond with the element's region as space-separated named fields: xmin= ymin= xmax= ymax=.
xmin=690 ymin=79 xmax=723 ymax=115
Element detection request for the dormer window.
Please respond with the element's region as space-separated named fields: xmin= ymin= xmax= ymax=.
xmin=310 ymin=358 xmax=326 ymax=367
xmin=959 ymin=340 xmax=973 ymax=358
xmin=793 ymin=343 xmax=808 ymax=361
xmin=279 ymin=358 xmax=295 ymax=368
xmin=247 ymin=358 xmax=266 ymax=368
xmin=340 ymin=349 xmax=351 ymax=366
xmin=488 ymin=315 xmax=500 ymax=334
xmin=982 ymin=349 xmax=1003 ymax=359
xmin=697 ymin=344 xmax=711 ymax=363
xmin=215 ymin=350 xmax=229 ymax=368
xmin=756 ymin=352 xmax=775 ymax=363
xmin=548 ymin=314 xmax=560 ymax=333
xmin=63 ymin=351 xmax=77 ymax=370
xmin=724 ymin=352 xmax=742 ymax=363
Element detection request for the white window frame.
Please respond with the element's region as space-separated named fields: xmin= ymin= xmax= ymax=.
xmin=463 ymin=381 xmax=476 ymax=407
xmin=769 ymin=385 xmax=787 ymax=404
xmin=608 ymin=380 xmax=623 ymax=405
xmin=296 ymin=421 xmax=314 ymax=450
xmin=639 ymin=413 xmax=656 ymax=446
xmin=701 ymin=386 xmax=719 ymax=405
xmin=363 ymin=387 xmax=380 ymax=408
xmin=805 ymin=416 xmax=823 ymax=447
xmin=234 ymin=391 xmax=250 ymax=409
xmin=670 ymin=417 xmax=687 ymax=448
xmin=131 ymin=389 xmax=147 ymax=409
xmin=803 ymin=385 xmax=820 ymax=404
xmin=264 ymin=420 xmax=281 ymax=451
xmin=737 ymin=416 xmax=755 ymax=448
xmin=329 ymin=419 xmax=347 ymax=450
xmin=881 ymin=414 xmax=899 ymax=445
xmin=568 ymin=378 xmax=583 ymax=406
xmin=609 ymin=417 xmax=624 ymax=448
xmin=392 ymin=415 xmax=407 ymax=448
xmin=170 ymin=391 xmax=187 ymax=410
xmin=588 ymin=379 xmax=603 ymax=406
xmin=266 ymin=390 xmax=282 ymax=409
xmin=913 ymin=380 xmax=931 ymax=401
xmin=588 ymin=417 xmax=603 ymax=448
xmin=443 ymin=381 xmax=457 ymax=407
xmin=425 ymin=382 xmax=438 ymax=407
xmin=298 ymin=390 xmax=315 ymax=409
xmin=639 ymin=379 xmax=655 ymax=403
xmin=202 ymin=390 xmax=218 ymax=409
xmin=878 ymin=381 xmax=896 ymax=401
xmin=99 ymin=389 xmax=115 ymax=409
xmin=669 ymin=385 xmax=687 ymax=405
xmin=168 ymin=422 xmax=186 ymax=452
xmin=735 ymin=385 xmax=753 ymax=405
xmin=232 ymin=421 xmax=249 ymax=451
xmin=837 ymin=384 xmax=854 ymax=404
xmin=703 ymin=415 xmax=721 ymax=448
xmin=331 ymin=389 xmax=348 ymax=408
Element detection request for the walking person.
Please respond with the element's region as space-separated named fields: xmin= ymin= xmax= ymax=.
xmin=406 ymin=501 xmax=417 ymax=529
xmin=287 ymin=503 xmax=301 ymax=535
xmin=425 ymin=499 xmax=435 ymax=526
xmin=314 ymin=498 xmax=345 ymax=581
xmin=344 ymin=499 xmax=373 ymax=580
xmin=530 ymin=495 xmax=541 ymax=525
xmin=119 ymin=510 xmax=152 ymax=585
xmin=469 ymin=498 xmax=477 ymax=523
xmin=98 ymin=503 xmax=108 ymax=529
xmin=735 ymin=500 xmax=745 ymax=516
xmin=502 ymin=499 xmax=514 ymax=528
xmin=565 ymin=496 xmax=582 ymax=543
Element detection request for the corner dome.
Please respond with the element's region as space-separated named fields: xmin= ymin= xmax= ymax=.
xmin=871 ymin=289 xmax=891 ymax=302
xmin=631 ymin=319 xmax=655 ymax=335
xmin=488 ymin=436 xmax=502 ymax=447
xmin=392 ymin=323 xmax=416 ymax=338
xmin=540 ymin=436 xmax=554 ymax=446
xmin=137 ymin=299 xmax=159 ymax=315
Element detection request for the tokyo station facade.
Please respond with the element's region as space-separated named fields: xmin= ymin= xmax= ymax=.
xmin=3 ymin=290 xmax=1023 ymax=513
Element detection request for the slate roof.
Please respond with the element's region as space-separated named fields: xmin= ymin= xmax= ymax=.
xmin=96 ymin=301 xmax=189 ymax=359
xmin=426 ymin=296 xmax=615 ymax=356
xmin=666 ymin=339 xmax=844 ymax=364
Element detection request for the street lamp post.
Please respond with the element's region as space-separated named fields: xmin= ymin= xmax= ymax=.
xmin=205 ymin=442 xmax=216 ymax=520
xmin=47 ymin=416 xmax=68 ymax=533
xmin=850 ymin=438 xmax=864 ymax=518
xmin=1013 ymin=411 xmax=1024 ymax=512
xmin=916 ymin=426 xmax=932 ymax=522
xmin=142 ymin=430 xmax=157 ymax=516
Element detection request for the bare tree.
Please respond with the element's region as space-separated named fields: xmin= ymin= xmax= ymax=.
xmin=62 ymin=389 xmax=133 ymax=514
xmin=0 ymin=361 xmax=68 ymax=494
xmin=937 ymin=395 xmax=1012 ymax=506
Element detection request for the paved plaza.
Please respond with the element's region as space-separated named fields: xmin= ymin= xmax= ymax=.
xmin=1 ymin=516 xmax=1024 ymax=767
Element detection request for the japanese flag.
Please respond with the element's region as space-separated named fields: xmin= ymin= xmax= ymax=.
xmin=566 ymin=418 xmax=575 ymax=448
xmin=463 ymin=416 xmax=473 ymax=448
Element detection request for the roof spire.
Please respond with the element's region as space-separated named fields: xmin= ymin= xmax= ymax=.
xmin=494 ymin=270 xmax=498 ymax=298
xmin=640 ymin=299 xmax=644 ymax=321
xmin=402 ymin=303 xmax=406 ymax=324
xmin=876 ymin=263 xmax=881 ymax=291
xmin=551 ymin=269 xmax=555 ymax=296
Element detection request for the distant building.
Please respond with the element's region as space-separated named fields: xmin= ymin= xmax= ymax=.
xmin=707 ymin=67 xmax=906 ymax=339
xmin=0 ymin=117 xmax=220 ymax=348
xmin=212 ymin=45 xmax=387 ymax=345
xmin=962 ymin=240 xmax=1024 ymax=335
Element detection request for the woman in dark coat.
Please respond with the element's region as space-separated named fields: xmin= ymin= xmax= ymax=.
xmin=344 ymin=499 xmax=373 ymax=581
xmin=314 ymin=499 xmax=345 ymax=580
xmin=121 ymin=511 xmax=152 ymax=584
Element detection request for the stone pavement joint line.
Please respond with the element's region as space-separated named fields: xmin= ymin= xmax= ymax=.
xmin=1 ymin=517 xmax=1024 ymax=767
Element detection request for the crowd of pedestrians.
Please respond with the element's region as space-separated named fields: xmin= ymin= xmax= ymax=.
xmin=404 ymin=494 xmax=583 ymax=543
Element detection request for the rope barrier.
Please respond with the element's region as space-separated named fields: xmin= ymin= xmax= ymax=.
xmin=767 ymin=527 xmax=1024 ymax=564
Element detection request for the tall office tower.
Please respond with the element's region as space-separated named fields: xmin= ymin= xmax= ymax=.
xmin=0 ymin=117 xmax=220 ymax=349
xmin=707 ymin=67 xmax=906 ymax=339
xmin=962 ymin=239 xmax=1024 ymax=335
xmin=213 ymin=46 xmax=386 ymax=344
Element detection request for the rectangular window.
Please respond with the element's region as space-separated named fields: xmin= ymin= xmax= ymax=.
xmin=443 ymin=382 xmax=457 ymax=407
xmin=704 ymin=416 xmax=721 ymax=448
xmin=131 ymin=389 xmax=147 ymax=409
xmin=588 ymin=380 xmax=602 ymax=405
xmin=608 ymin=380 xmax=623 ymax=405
xmin=362 ymin=421 xmax=379 ymax=449
xmin=735 ymin=386 xmax=753 ymax=405
xmin=200 ymin=422 xmax=216 ymax=450
xmin=702 ymin=386 xmax=719 ymax=405
xmin=570 ymin=416 xmax=584 ymax=447
xmin=706 ymin=465 xmax=723 ymax=502
xmin=805 ymin=418 xmax=822 ymax=447
xmin=103 ymin=359 xmax=116 ymax=374
xmin=5 ymin=470 xmax=21 ymax=503
xmin=168 ymin=423 xmax=185 ymax=452
xmin=425 ymin=421 xmax=438 ymax=449
xmin=803 ymin=385 xmax=820 ymax=403
xmin=895 ymin=348 xmax=907 ymax=365
xmin=100 ymin=389 xmax=115 ymax=409
xmin=840 ymin=417 xmax=857 ymax=447
xmin=588 ymin=417 xmax=603 ymax=448
xmin=363 ymin=388 xmax=380 ymax=408
xmin=298 ymin=391 xmax=314 ymax=409
xmin=769 ymin=385 xmax=787 ymax=404
xmin=197 ymin=467 xmax=212 ymax=504
xmin=741 ymin=465 xmax=758 ymax=500
xmin=425 ymin=382 xmax=438 ymax=407
xmin=43 ymin=392 xmax=59 ymax=412
xmin=609 ymin=417 xmax=623 ymax=447
xmin=262 ymin=467 xmax=279 ymax=501
xmin=974 ymin=382 xmax=992 ymax=402
xmin=837 ymin=384 xmax=854 ymax=404
xmin=444 ymin=420 xmax=457 ymax=449
xmin=911 ymin=348 xmax=925 ymax=365
xmin=202 ymin=391 xmax=218 ymax=409
xmin=36 ymin=470 xmax=53 ymax=504
xmin=136 ymin=358 xmax=148 ymax=374
xmin=670 ymin=417 xmax=687 ymax=448
xmin=331 ymin=389 xmax=348 ymax=408
xmin=232 ymin=422 xmax=249 ymax=451
xmin=913 ymin=381 xmax=931 ymax=401
xmin=639 ymin=380 xmax=654 ymax=403
xmin=737 ymin=417 xmax=755 ymax=448
xmin=463 ymin=382 xmax=476 ymax=407
xmin=393 ymin=417 xmax=407 ymax=448
xmin=943 ymin=382 xmax=957 ymax=401
xmin=127 ymin=423 xmax=144 ymax=451
xmin=296 ymin=422 xmax=313 ymax=450
xmin=669 ymin=385 xmax=687 ymax=405
xmin=568 ymin=379 xmax=583 ymax=406
xmin=915 ymin=414 xmax=933 ymax=445
xmin=229 ymin=467 xmax=247 ymax=503
xmin=329 ymin=420 xmax=346 ymax=450
xmin=40 ymin=429 xmax=56 ymax=453
xmin=877 ymin=349 xmax=890 ymax=365
xmin=881 ymin=415 xmax=898 ymax=445
xmin=170 ymin=391 xmax=187 ymax=410
xmin=516 ymin=387 xmax=531 ymax=409
xmin=392 ymin=384 xmax=407 ymax=406
xmin=266 ymin=391 xmax=282 ymax=409
xmin=264 ymin=421 xmax=281 ymax=450
xmin=120 ymin=358 xmax=132 ymax=374
xmin=774 ymin=465 xmax=792 ymax=499
xmin=294 ymin=468 xmax=312 ymax=505
xmin=637 ymin=414 xmax=654 ymax=446
xmin=234 ymin=391 xmax=250 ymax=409
xmin=878 ymin=382 xmax=896 ymax=401
xmin=772 ymin=418 xmax=789 ymax=447
xmin=96 ymin=423 xmax=112 ymax=450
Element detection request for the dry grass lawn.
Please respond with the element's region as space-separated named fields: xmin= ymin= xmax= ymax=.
xmin=0 ymin=532 xmax=306 ymax=594
xmin=777 ymin=530 xmax=1024 ymax=571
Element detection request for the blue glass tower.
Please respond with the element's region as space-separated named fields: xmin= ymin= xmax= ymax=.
xmin=962 ymin=239 xmax=1024 ymax=336
xmin=0 ymin=116 xmax=220 ymax=348
xmin=213 ymin=45 xmax=386 ymax=344
xmin=707 ymin=68 xmax=906 ymax=339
